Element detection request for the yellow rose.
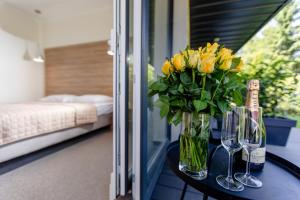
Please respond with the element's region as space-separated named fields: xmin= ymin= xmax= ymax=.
xmin=219 ymin=58 xmax=232 ymax=70
xmin=182 ymin=50 xmax=193 ymax=58
xmin=198 ymin=47 xmax=203 ymax=53
xmin=218 ymin=48 xmax=232 ymax=61
xmin=218 ymin=47 xmax=233 ymax=70
xmin=161 ymin=60 xmax=173 ymax=75
xmin=188 ymin=50 xmax=200 ymax=68
xmin=198 ymin=53 xmax=215 ymax=73
xmin=206 ymin=42 xmax=219 ymax=54
xmin=172 ymin=53 xmax=185 ymax=71
xmin=232 ymin=59 xmax=244 ymax=72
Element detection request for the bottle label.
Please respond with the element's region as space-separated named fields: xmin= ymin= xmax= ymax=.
xmin=242 ymin=147 xmax=266 ymax=164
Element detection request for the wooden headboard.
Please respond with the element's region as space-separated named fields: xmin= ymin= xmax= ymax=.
xmin=45 ymin=41 xmax=113 ymax=96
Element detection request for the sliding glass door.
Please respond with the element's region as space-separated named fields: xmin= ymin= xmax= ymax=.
xmin=112 ymin=0 xmax=173 ymax=199
xmin=132 ymin=0 xmax=173 ymax=199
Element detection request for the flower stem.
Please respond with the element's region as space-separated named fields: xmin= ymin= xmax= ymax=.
xmin=192 ymin=70 xmax=195 ymax=84
xmin=211 ymin=71 xmax=228 ymax=102
xmin=201 ymin=75 xmax=206 ymax=100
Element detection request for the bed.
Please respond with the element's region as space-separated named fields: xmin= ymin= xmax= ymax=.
xmin=0 ymin=94 xmax=113 ymax=163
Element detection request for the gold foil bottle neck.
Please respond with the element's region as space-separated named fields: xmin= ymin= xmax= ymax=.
xmin=246 ymin=80 xmax=260 ymax=111
xmin=247 ymin=80 xmax=260 ymax=91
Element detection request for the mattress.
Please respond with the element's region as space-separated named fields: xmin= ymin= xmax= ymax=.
xmin=95 ymin=102 xmax=113 ymax=116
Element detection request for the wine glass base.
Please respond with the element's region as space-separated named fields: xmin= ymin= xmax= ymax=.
xmin=234 ymin=173 xmax=263 ymax=188
xmin=216 ymin=175 xmax=244 ymax=192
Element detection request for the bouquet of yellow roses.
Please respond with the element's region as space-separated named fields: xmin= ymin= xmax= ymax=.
xmin=148 ymin=42 xmax=245 ymax=125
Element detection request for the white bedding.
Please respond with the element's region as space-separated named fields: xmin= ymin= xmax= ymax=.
xmin=0 ymin=103 xmax=98 ymax=146
xmin=95 ymin=102 xmax=113 ymax=116
xmin=40 ymin=94 xmax=113 ymax=116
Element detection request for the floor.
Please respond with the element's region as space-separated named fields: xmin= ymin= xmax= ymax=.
xmin=0 ymin=127 xmax=112 ymax=200
xmin=151 ymin=163 xmax=215 ymax=200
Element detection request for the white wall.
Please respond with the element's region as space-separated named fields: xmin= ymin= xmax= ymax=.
xmin=0 ymin=29 xmax=44 ymax=103
xmin=0 ymin=1 xmax=112 ymax=103
xmin=171 ymin=0 xmax=188 ymax=141
xmin=41 ymin=7 xmax=113 ymax=48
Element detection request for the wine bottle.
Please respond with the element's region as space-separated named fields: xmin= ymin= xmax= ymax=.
xmin=241 ymin=80 xmax=266 ymax=171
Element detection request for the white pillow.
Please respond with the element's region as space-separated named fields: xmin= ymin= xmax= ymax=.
xmin=76 ymin=95 xmax=113 ymax=104
xmin=40 ymin=94 xmax=76 ymax=103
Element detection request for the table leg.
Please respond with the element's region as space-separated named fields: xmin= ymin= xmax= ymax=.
xmin=203 ymin=194 xmax=208 ymax=200
xmin=180 ymin=182 xmax=187 ymax=200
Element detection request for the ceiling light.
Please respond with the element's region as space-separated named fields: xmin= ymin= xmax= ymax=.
xmin=33 ymin=43 xmax=45 ymax=63
xmin=107 ymin=50 xmax=114 ymax=56
xmin=33 ymin=56 xmax=44 ymax=63
xmin=23 ymin=43 xmax=32 ymax=61
xmin=107 ymin=30 xmax=115 ymax=56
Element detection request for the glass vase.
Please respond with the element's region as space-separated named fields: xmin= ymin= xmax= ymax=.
xmin=179 ymin=112 xmax=210 ymax=180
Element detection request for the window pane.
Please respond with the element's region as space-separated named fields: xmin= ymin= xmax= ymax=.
xmin=147 ymin=0 xmax=169 ymax=171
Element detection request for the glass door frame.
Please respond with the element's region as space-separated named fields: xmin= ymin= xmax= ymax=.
xmin=119 ymin=0 xmax=130 ymax=195
xmin=132 ymin=0 xmax=173 ymax=199
xmin=111 ymin=0 xmax=131 ymax=198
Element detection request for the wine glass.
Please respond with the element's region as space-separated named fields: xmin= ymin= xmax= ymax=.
xmin=216 ymin=107 xmax=244 ymax=191
xmin=234 ymin=107 xmax=263 ymax=188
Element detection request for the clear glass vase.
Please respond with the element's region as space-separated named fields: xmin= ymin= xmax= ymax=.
xmin=179 ymin=112 xmax=210 ymax=180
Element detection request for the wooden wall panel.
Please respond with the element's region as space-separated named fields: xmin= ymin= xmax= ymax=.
xmin=45 ymin=41 xmax=113 ymax=96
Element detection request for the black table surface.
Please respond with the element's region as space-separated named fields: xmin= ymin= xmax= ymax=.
xmin=167 ymin=142 xmax=300 ymax=200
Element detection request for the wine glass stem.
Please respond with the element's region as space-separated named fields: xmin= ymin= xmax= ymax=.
xmin=227 ymin=152 xmax=234 ymax=180
xmin=246 ymin=151 xmax=251 ymax=176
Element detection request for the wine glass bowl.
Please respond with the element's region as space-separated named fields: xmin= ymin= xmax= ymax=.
xmin=216 ymin=107 xmax=245 ymax=192
xmin=234 ymin=107 xmax=263 ymax=188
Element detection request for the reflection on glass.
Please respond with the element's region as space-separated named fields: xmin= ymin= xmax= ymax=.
xmin=128 ymin=0 xmax=133 ymax=173
xmin=146 ymin=0 xmax=169 ymax=169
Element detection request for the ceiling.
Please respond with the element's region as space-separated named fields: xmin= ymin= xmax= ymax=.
xmin=189 ymin=0 xmax=290 ymax=52
xmin=1 ymin=0 xmax=112 ymax=20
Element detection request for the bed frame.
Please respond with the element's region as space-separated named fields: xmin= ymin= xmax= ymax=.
xmin=0 ymin=114 xmax=112 ymax=163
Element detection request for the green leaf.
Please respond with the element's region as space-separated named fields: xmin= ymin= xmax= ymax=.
xmin=170 ymin=99 xmax=185 ymax=107
xmin=168 ymin=84 xmax=179 ymax=95
xmin=208 ymin=101 xmax=217 ymax=107
xmin=178 ymin=84 xmax=184 ymax=93
xmin=170 ymin=73 xmax=178 ymax=81
xmin=150 ymin=81 xmax=168 ymax=92
xmin=172 ymin=110 xmax=182 ymax=126
xmin=154 ymin=97 xmax=169 ymax=118
xmin=217 ymin=100 xmax=228 ymax=113
xmin=201 ymin=90 xmax=211 ymax=100
xmin=193 ymin=100 xmax=207 ymax=112
xmin=233 ymin=91 xmax=243 ymax=106
xmin=160 ymin=104 xmax=169 ymax=118
xmin=180 ymin=72 xmax=192 ymax=85
xmin=159 ymin=95 xmax=169 ymax=103
xmin=210 ymin=104 xmax=216 ymax=116
xmin=168 ymin=89 xmax=179 ymax=95
xmin=231 ymin=57 xmax=241 ymax=69
xmin=148 ymin=89 xmax=157 ymax=97
xmin=167 ymin=112 xmax=175 ymax=124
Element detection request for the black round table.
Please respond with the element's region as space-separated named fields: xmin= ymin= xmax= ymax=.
xmin=167 ymin=141 xmax=300 ymax=200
